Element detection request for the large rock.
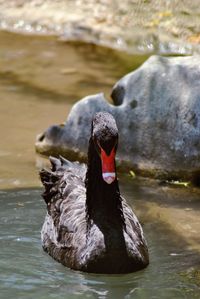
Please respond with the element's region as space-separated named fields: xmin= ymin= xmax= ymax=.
xmin=35 ymin=55 xmax=200 ymax=180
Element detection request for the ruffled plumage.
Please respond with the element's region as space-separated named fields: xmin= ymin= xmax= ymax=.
xmin=40 ymin=113 xmax=149 ymax=273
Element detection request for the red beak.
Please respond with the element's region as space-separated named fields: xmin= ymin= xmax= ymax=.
xmin=100 ymin=146 xmax=116 ymax=184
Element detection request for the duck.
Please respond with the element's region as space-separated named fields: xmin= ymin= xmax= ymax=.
xmin=40 ymin=112 xmax=149 ymax=273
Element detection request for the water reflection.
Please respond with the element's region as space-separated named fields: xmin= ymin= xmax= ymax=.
xmin=0 ymin=30 xmax=148 ymax=190
xmin=0 ymin=187 xmax=200 ymax=299
xmin=0 ymin=29 xmax=200 ymax=299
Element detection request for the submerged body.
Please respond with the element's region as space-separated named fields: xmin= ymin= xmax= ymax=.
xmin=40 ymin=112 xmax=149 ymax=273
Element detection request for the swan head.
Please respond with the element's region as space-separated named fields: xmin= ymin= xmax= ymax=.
xmin=92 ymin=112 xmax=118 ymax=184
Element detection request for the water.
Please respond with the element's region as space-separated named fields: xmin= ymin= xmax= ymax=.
xmin=0 ymin=1 xmax=200 ymax=55
xmin=0 ymin=30 xmax=148 ymax=190
xmin=0 ymin=184 xmax=200 ymax=299
xmin=1 ymin=31 xmax=200 ymax=298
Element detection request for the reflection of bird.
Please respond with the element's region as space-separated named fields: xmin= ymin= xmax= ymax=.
xmin=40 ymin=112 xmax=149 ymax=273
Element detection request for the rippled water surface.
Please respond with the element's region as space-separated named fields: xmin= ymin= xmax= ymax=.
xmin=1 ymin=183 xmax=200 ymax=299
xmin=1 ymin=31 xmax=200 ymax=299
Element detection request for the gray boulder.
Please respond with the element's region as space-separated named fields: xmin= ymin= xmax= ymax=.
xmin=35 ymin=55 xmax=200 ymax=180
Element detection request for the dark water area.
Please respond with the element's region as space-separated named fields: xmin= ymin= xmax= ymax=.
xmin=1 ymin=183 xmax=200 ymax=299
xmin=1 ymin=30 xmax=200 ymax=298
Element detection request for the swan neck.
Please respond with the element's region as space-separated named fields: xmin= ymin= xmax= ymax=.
xmin=85 ymin=138 xmax=123 ymax=223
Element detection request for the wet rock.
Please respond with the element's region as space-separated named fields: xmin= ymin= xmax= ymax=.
xmin=35 ymin=55 xmax=200 ymax=180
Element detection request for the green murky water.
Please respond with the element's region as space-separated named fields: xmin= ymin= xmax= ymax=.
xmin=0 ymin=31 xmax=200 ymax=298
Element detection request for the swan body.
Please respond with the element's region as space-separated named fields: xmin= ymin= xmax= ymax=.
xmin=40 ymin=112 xmax=149 ymax=273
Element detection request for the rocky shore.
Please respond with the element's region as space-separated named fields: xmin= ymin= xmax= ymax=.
xmin=0 ymin=0 xmax=200 ymax=55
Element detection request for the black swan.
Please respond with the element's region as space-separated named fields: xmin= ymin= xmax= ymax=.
xmin=40 ymin=112 xmax=149 ymax=273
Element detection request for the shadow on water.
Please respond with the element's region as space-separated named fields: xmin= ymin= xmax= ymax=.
xmin=0 ymin=186 xmax=200 ymax=299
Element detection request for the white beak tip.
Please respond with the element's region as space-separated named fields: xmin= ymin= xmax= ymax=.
xmin=102 ymin=172 xmax=116 ymax=184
